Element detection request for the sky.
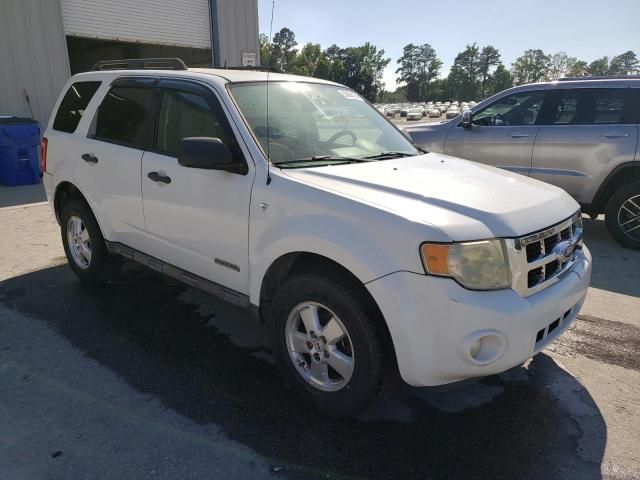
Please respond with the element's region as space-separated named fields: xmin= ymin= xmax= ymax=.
xmin=257 ymin=0 xmax=640 ymax=90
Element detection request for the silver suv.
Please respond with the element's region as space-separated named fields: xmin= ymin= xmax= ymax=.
xmin=406 ymin=77 xmax=640 ymax=249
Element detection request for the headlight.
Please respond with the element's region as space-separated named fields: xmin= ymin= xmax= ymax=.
xmin=420 ymin=239 xmax=511 ymax=290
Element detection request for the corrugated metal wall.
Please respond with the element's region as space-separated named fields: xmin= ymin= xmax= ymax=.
xmin=0 ymin=0 xmax=71 ymax=125
xmin=215 ymin=0 xmax=260 ymax=67
xmin=61 ymin=0 xmax=211 ymax=49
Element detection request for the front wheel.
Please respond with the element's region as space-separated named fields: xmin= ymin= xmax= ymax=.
xmin=270 ymin=269 xmax=396 ymax=418
xmin=605 ymin=181 xmax=640 ymax=250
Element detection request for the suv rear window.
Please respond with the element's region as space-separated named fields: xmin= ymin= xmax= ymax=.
xmin=93 ymin=85 xmax=156 ymax=149
xmin=52 ymin=81 xmax=101 ymax=133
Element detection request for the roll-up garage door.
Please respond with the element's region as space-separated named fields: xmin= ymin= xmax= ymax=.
xmin=61 ymin=0 xmax=211 ymax=49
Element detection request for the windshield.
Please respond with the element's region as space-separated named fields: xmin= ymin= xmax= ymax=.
xmin=230 ymin=82 xmax=419 ymax=166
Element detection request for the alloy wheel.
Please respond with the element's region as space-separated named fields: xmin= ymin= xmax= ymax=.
xmin=66 ymin=215 xmax=92 ymax=269
xmin=617 ymin=194 xmax=640 ymax=241
xmin=285 ymin=301 xmax=355 ymax=392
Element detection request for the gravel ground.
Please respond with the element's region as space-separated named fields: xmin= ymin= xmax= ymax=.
xmin=1 ymin=184 xmax=639 ymax=479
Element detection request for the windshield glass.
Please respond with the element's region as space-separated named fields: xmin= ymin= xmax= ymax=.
xmin=230 ymin=81 xmax=419 ymax=166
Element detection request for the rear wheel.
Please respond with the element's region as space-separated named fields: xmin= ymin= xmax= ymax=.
xmin=605 ymin=181 xmax=640 ymax=250
xmin=60 ymin=199 xmax=121 ymax=283
xmin=270 ymin=269 xmax=396 ymax=418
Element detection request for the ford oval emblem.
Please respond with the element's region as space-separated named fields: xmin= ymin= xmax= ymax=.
xmin=553 ymin=240 xmax=576 ymax=263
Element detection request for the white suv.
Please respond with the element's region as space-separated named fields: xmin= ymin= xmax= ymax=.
xmin=43 ymin=58 xmax=592 ymax=417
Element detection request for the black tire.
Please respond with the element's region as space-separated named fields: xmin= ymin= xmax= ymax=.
xmin=605 ymin=181 xmax=640 ymax=250
xmin=270 ymin=268 xmax=397 ymax=418
xmin=60 ymin=198 xmax=121 ymax=283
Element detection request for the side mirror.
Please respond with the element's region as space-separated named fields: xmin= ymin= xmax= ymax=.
xmin=460 ymin=110 xmax=472 ymax=129
xmin=179 ymin=137 xmax=247 ymax=174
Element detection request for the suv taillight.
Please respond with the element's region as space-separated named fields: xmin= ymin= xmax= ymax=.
xmin=41 ymin=137 xmax=48 ymax=173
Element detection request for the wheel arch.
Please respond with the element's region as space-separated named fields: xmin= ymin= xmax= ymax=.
xmin=257 ymin=251 xmax=398 ymax=367
xmin=588 ymin=162 xmax=640 ymax=215
xmin=53 ymin=181 xmax=108 ymax=239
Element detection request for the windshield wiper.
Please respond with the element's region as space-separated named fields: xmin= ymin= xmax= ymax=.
xmin=360 ymin=151 xmax=419 ymax=160
xmin=276 ymin=155 xmax=372 ymax=167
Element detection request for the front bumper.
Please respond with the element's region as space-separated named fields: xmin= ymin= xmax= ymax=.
xmin=366 ymin=246 xmax=592 ymax=387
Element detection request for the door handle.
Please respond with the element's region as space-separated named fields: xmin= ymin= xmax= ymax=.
xmin=147 ymin=171 xmax=171 ymax=184
xmin=509 ymin=132 xmax=530 ymax=138
xmin=81 ymin=153 xmax=98 ymax=164
xmin=602 ymin=132 xmax=630 ymax=138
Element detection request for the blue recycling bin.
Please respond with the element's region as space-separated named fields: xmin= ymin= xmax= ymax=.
xmin=0 ymin=117 xmax=41 ymax=186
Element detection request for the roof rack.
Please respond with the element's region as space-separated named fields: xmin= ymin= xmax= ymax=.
xmin=217 ymin=65 xmax=283 ymax=73
xmin=91 ymin=58 xmax=187 ymax=71
xmin=555 ymin=75 xmax=640 ymax=81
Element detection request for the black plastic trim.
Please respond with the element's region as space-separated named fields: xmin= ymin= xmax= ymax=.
xmin=105 ymin=241 xmax=250 ymax=309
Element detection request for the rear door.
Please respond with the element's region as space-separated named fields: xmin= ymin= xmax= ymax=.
xmin=140 ymin=79 xmax=254 ymax=294
xmin=75 ymin=77 xmax=157 ymax=249
xmin=531 ymin=87 xmax=639 ymax=204
xmin=443 ymin=90 xmax=548 ymax=175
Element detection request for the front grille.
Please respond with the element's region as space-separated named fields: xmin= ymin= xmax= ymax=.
xmin=509 ymin=212 xmax=583 ymax=297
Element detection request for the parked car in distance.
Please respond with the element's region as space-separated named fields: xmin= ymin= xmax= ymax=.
xmin=446 ymin=106 xmax=461 ymax=119
xmin=428 ymin=107 xmax=442 ymax=117
xmin=405 ymin=77 xmax=640 ymax=248
xmin=43 ymin=58 xmax=591 ymax=418
xmin=406 ymin=109 xmax=424 ymax=121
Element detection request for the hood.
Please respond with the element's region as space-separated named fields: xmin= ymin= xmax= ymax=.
xmin=281 ymin=154 xmax=579 ymax=241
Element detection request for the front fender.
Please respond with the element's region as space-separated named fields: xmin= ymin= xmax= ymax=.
xmin=249 ymin=211 xmax=417 ymax=306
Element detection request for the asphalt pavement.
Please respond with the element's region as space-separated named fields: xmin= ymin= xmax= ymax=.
xmin=1 ymin=184 xmax=639 ymax=480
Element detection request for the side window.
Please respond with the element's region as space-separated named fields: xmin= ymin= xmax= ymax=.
xmin=155 ymin=88 xmax=240 ymax=159
xmin=472 ymin=91 xmax=546 ymax=126
xmin=593 ymin=89 xmax=626 ymax=124
xmin=549 ymin=89 xmax=631 ymax=126
xmin=93 ymin=85 xmax=156 ymax=149
xmin=52 ymin=81 xmax=101 ymax=133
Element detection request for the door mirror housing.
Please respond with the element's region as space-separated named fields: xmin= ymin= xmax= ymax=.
xmin=179 ymin=137 xmax=247 ymax=174
xmin=460 ymin=110 xmax=472 ymax=129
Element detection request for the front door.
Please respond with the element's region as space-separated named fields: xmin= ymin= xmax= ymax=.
xmin=444 ymin=90 xmax=548 ymax=175
xmin=140 ymin=79 xmax=254 ymax=294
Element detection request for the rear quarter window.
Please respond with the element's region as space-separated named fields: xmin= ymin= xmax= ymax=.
xmin=52 ymin=81 xmax=101 ymax=133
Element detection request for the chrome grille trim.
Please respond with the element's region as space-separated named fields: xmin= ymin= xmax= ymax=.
xmin=507 ymin=212 xmax=583 ymax=297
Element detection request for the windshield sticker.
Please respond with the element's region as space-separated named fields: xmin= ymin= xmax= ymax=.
xmin=337 ymin=89 xmax=364 ymax=101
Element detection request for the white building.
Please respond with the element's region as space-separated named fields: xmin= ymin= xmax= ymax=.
xmin=0 ymin=0 xmax=259 ymax=124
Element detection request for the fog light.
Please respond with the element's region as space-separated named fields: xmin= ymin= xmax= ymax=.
xmin=459 ymin=330 xmax=507 ymax=366
xmin=470 ymin=338 xmax=482 ymax=358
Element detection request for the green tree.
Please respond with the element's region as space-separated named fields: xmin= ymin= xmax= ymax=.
xmin=417 ymin=44 xmax=442 ymax=100
xmin=395 ymin=44 xmax=421 ymax=101
xmin=547 ymin=52 xmax=578 ymax=79
xmin=379 ymin=87 xmax=408 ymax=103
xmin=340 ymin=43 xmax=390 ymax=101
xmin=429 ymin=78 xmax=448 ymax=101
xmin=323 ymin=44 xmax=347 ymax=84
xmin=396 ymin=43 xmax=442 ymax=101
xmin=271 ymin=27 xmax=297 ymax=71
xmin=259 ymin=33 xmax=271 ymax=66
xmin=608 ymin=51 xmax=639 ymax=75
xmin=485 ymin=63 xmax=513 ymax=97
xmin=450 ymin=43 xmax=481 ymax=99
xmin=587 ymin=56 xmax=609 ymax=76
xmin=289 ymin=43 xmax=325 ymax=77
xmin=566 ymin=60 xmax=589 ymax=77
xmin=478 ymin=46 xmax=501 ymax=97
xmin=512 ymin=49 xmax=550 ymax=85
